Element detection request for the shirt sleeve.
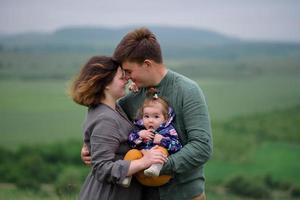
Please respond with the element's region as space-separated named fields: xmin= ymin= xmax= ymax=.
xmin=90 ymin=115 xmax=130 ymax=184
xmin=161 ymin=83 xmax=213 ymax=174
xmin=128 ymin=128 xmax=143 ymax=148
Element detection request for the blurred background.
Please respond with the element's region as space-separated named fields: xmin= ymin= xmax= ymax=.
xmin=0 ymin=0 xmax=300 ymax=199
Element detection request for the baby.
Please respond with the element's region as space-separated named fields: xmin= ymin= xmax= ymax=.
xmin=122 ymin=88 xmax=182 ymax=187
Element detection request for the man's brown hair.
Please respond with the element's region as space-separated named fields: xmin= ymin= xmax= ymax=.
xmin=69 ymin=56 xmax=120 ymax=107
xmin=113 ymin=27 xmax=163 ymax=64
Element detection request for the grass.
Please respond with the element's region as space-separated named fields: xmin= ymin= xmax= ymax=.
xmin=199 ymin=74 xmax=300 ymax=121
xmin=0 ymin=73 xmax=300 ymax=199
xmin=0 ymin=51 xmax=90 ymax=79
xmin=251 ymin=142 xmax=300 ymax=183
xmin=1 ymin=33 xmax=300 ymax=199
xmin=0 ymin=80 xmax=85 ymax=149
xmin=0 ymin=72 xmax=300 ymax=148
xmin=1 ymin=73 xmax=300 ymax=148
xmin=0 ymin=183 xmax=77 ymax=200
xmin=206 ymin=141 xmax=300 ymax=184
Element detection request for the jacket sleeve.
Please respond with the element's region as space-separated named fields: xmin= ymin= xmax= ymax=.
xmin=128 ymin=128 xmax=143 ymax=148
xmin=161 ymin=83 xmax=213 ymax=174
xmin=90 ymin=115 xmax=130 ymax=184
xmin=159 ymin=125 xmax=182 ymax=154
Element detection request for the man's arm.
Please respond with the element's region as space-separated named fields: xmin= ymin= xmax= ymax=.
xmin=81 ymin=144 xmax=91 ymax=166
xmin=161 ymin=84 xmax=213 ymax=174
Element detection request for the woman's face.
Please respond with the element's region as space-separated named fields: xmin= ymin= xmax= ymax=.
xmin=106 ymin=67 xmax=128 ymax=100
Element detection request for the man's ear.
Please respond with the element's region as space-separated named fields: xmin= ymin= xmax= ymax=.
xmin=143 ymin=59 xmax=152 ymax=68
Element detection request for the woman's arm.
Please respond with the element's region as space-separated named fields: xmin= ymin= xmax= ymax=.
xmin=81 ymin=141 xmax=167 ymax=177
xmin=81 ymin=117 xmax=167 ymax=181
xmin=90 ymin=116 xmax=130 ymax=184
xmin=126 ymin=147 xmax=167 ymax=176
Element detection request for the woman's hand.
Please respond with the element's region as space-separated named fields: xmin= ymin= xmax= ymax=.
xmin=140 ymin=146 xmax=167 ymax=168
xmin=81 ymin=143 xmax=92 ymax=166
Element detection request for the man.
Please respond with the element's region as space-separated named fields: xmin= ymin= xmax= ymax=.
xmin=82 ymin=27 xmax=212 ymax=200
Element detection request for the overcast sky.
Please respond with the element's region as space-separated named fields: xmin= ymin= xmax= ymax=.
xmin=1 ymin=0 xmax=300 ymax=42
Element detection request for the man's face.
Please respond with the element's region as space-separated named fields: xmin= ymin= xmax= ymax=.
xmin=122 ymin=61 xmax=152 ymax=88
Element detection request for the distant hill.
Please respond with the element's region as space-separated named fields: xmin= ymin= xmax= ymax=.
xmin=1 ymin=26 xmax=300 ymax=80
xmin=0 ymin=26 xmax=239 ymax=47
xmin=1 ymin=26 xmax=299 ymax=60
xmin=0 ymin=26 xmax=242 ymax=57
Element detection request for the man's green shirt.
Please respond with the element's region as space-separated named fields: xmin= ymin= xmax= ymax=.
xmin=119 ymin=70 xmax=213 ymax=200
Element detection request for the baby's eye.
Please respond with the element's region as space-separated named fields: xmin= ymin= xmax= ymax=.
xmin=155 ymin=115 xmax=160 ymax=118
xmin=144 ymin=115 xmax=149 ymax=118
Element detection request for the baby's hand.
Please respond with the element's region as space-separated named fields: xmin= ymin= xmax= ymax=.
xmin=128 ymin=82 xmax=139 ymax=92
xmin=153 ymin=134 xmax=164 ymax=144
xmin=138 ymin=130 xmax=155 ymax=140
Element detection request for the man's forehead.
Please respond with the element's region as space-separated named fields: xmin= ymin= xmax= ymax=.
xmin=122 ymin=61 xmax=139 ymax=70
xmin=122 ymin=65 xmax=132 ymax=70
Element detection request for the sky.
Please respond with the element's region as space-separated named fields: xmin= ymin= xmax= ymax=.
xmin=1 ymin=0 xmax=300 ymax=42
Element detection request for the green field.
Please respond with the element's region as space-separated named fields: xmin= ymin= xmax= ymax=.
xmin=1 ymin=46 xmax=300 ymax=199
xmin=1 ymin=73 xmax=300 ymax=148
xmin=1 ymin=74 xmax=300 ymax=199
xmin=199 ymin=74 xmax=300 ymax=120
xmin=0 ymin=80 xmax=84 ymax=149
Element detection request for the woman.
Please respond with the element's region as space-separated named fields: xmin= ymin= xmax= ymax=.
xmin=70 ymin=56 xmax=167 ymax=200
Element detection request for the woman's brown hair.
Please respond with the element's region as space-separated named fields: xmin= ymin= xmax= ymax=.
xmin=69 ymin=56 xmax=120 ymax=107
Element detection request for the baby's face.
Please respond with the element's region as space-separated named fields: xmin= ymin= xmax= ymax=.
xmin=142 ymin=105 xmax=166 ymax=130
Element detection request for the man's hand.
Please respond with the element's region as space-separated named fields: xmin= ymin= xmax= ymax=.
xmin=81 ymin=143 xmax=92 ymax=166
